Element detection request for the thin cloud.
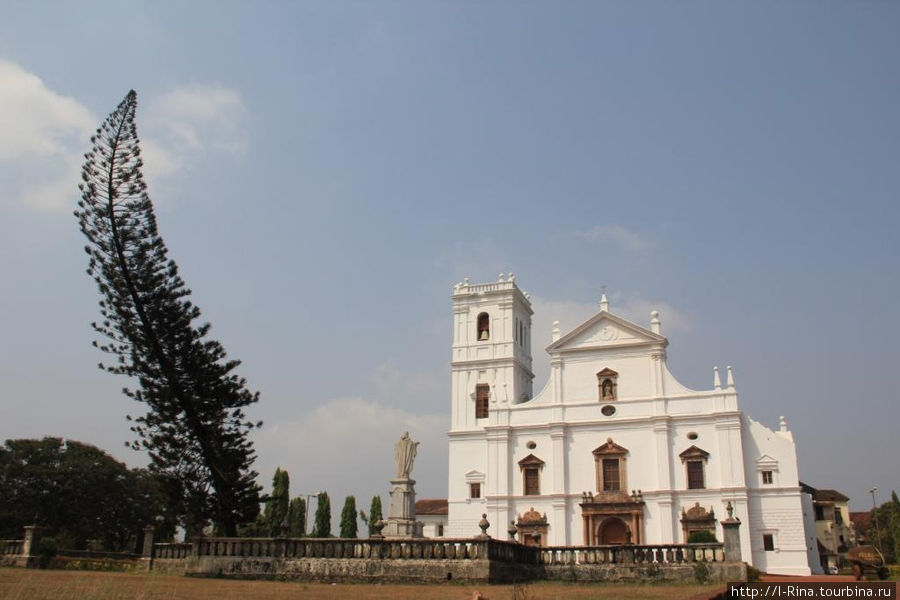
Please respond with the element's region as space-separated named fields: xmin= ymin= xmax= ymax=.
xmin=368 ymin=357 xmax=442 ymax=404
xmin=0 ymin=59 xmax=95 ymax=161
xmin=0 ymin=60 xmax=246 ymax=211
xmin=575 ymin=224 xmax=652 ymax=252
xmin=145 ymin=85 xmax=246 ymax=155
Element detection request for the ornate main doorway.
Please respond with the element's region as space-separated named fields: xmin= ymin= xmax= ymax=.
xmin=599 ymin=517 xmax=629 ymax=545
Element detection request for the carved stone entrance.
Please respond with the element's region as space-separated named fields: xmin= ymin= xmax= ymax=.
xmin=680 ymin=502 xmax=717 ymax=542
xmin=580 ymin=490 xmax=645 ymax=545
xmin=517 ymin=507 xmax=549 ymax=547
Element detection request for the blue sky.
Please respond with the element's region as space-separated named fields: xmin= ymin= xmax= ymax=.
xmin=1 ymin=1 xmax=898 ymax=521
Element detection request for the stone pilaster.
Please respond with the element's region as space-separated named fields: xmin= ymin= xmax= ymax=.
xmin=19 ymin=525 xmax=43 ymax=568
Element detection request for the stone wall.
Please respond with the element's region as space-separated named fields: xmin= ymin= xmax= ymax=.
xmin=149 ymin=537 xmax=740 ymax=584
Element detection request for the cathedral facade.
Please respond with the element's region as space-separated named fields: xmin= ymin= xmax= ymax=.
xmin=446 ymin=275 xmax=814 ymax=575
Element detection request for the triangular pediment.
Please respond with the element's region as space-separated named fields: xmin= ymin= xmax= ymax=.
xmin=679 ymin=445 xmax=710 ymax=462
xmin=517 ymin=454 xmax=546 ymax=468
xmin=592 ymin=438 xmax=629 ymax=456
xmin=546 ymin=310 xmax=666 ymax=353
xmin=756 ymin=454 xmax=779 ymax=469
xmin=464 ymin=470 xmax=485 ymax=481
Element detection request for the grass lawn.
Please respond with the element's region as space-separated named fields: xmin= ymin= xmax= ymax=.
xmin=0 ymin=568 xmax=722 ymax=600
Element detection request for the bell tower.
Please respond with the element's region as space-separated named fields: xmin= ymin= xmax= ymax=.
xmin=450 ymin=274 xmax=534 ymax=431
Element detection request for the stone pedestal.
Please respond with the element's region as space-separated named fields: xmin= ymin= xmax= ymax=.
xmin=722 ymin=519 xmax=742 ymax=562
xmin=383 ymin=478 xmax=423 ymax=538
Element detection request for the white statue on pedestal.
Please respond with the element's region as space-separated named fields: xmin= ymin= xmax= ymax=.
xmin=394 ymin=431 xmax=419 ymax=479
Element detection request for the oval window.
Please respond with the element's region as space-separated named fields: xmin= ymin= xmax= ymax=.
xmin=526 ymin=441 xmax=536 ymax=450
xmin=601 ymin=405 xmax=616 ymax=416
xmin=687 ymin=432 xmax=698 ymax=440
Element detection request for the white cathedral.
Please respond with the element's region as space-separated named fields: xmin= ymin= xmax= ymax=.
xmin=443 ymin=275 xmax=815 ymax=576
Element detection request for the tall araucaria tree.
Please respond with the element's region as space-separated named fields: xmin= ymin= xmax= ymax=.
xmin=74 ymin=90 xmax=261 ymax=536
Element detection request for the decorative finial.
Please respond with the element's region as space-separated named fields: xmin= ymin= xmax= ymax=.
xmin=508 ymin=520 xmax=518 ymax=541
xmin=463 ymin=277 xmax=470 ymax=287
xmin=726 ymin=501 xmax=734 ymax=519
xmin=551 ymin=320 xmax=561 ymax=342
xmin=779 ymin=415 xmax=787 ymax=432
xmin=713 ymin=366 xmax=722 ymax=390
xmin=600 ymin=286 xmax=609 ymax=312
xmin=372 ymin=519 xmax=385 ymax=538
xmin=508 ymin=272 xmax=515 ymax=282
xmin=650 ymin=310 xmax=660 ymax=334
xmin=726 ymin=366 xmax=735 ymax=388
xmin=524 ymin=292 xmax=531 ymax=301
xmin=477 ymin=513 xmax=491 ymax=539
xmin=498 ymin=273 xmax=505 ymax=282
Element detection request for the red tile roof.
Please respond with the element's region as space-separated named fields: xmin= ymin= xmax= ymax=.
xmin=850 ymin=511 xmax=871 ymax=532
xmin=415 ymin=499 xmax=448 ymax=515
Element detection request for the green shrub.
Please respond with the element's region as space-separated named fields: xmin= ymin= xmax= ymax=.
xmin=37 ymin=536 xmax=58 ymax=567
xmin=688 ymin=530 xmax=718 ymax=543
xmin=747 ymin=565 xmax=761 ymax=582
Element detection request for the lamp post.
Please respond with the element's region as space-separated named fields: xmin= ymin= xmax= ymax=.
xmin=303 ymin=492 xmax=321 ymax=536
xmin=869 ymin=487 xmax=883 ymax=552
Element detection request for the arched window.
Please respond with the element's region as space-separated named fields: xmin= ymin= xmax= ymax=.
xmin=477 ymin=313 xmax=490 ymax=341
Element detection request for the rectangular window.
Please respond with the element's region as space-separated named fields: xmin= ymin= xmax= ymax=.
xmin=687 ymin=461 xmax=705 ymax=489
xmin=761 ymin=471 xmax=773 ymax=485
xmin=524 ymin=467 xmax=540 ymax=496
xmin=815 ymin=506 xmax=825 ymax=521
xmin=763 ymin=534 xmax=775 ymax=551
xmin=475 ymin=384 xmax=489 ymax=419
xmin=602 ymin=458 xmax=620 ymax=492
xmin=436 ymin=524 xmax=444 ymax=537
xmin=469 ymin=482 xmax=481 ymax=499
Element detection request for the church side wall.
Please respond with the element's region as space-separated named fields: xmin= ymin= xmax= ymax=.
xmin=742 ymin=416 xmax=812 ymax=576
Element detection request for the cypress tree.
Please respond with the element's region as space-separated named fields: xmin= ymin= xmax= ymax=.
xmin=312 ymin=492 xmax=331 ymax=537
xmin=74 ymin=91 xmax=261 ymax=535
xmin=339 ymin=496 xmax=358 ymax=538
xmin=367 ymin=495 xmax=383 ymax=536
xmin=263 ymin=468 xmax=290 ymax=536
xmin=287 ymin=497 xmax=306 ymax=537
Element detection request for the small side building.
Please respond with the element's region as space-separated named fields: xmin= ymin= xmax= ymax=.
xmin=415 ymin=499 xmax=448 ymax=538
xmin=800 ymin=483 xmax=854 ymax=572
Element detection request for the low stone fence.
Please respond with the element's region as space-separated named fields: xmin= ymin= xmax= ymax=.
xmin=56 ymin=549 xmax=142 ymax=560
xmin=538 ymin=543 xmax=746 ymax=582
xmin=2 ymin=524 xmax=745 ymax=583
xmin=2 ymin=540 xmax=24 ymax=556
xmin=151 ymin=543 xmax=194 ymax=575
xmin=1 ymin=540 xmax=24 ymax=567
xmin=540 ymin=542 xmax=724 ymax=566
xmin=154 ymin=542 xmax=192 ymax=559
xmin=145 ymin=537 xmax=743 ymax=583
xmin=172 ymin=537 xmax=541 ymax=583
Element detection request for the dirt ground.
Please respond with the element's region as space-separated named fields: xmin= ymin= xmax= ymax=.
xmin=0 ymin=568 xmax=722 ymax=600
